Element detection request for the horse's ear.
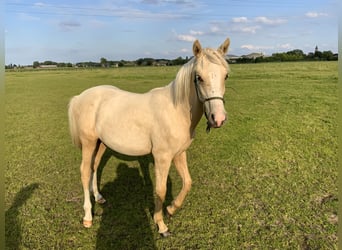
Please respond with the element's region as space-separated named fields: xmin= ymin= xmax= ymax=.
xmin=218 ymin=38 xmax=230 ymax=55
xmin=193 ymin=40 xmax=202 ymax=57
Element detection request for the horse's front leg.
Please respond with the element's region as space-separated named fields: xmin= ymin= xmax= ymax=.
xmin=80 ymin=142 xmax=98 ymax=228
xmin=153 ymin=154 xmax=172 ymax=237
xmin=167 ymin=151 xmax=192 ymax=216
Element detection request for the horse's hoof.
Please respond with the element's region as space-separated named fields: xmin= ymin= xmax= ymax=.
xmin=160 ymin=230 xmax=172 ymax=238
xmin=83 ymin=220 xmax=92 ymax=228
xmin=166 ymin=206 xmax=174 ymax=218
xmin=166 ymin=210 xmax=173 ymax=219
xmin=96 ymin=197 xmax=106 ymax=204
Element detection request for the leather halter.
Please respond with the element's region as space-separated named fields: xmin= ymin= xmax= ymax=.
xmin=194 ymin=74 xmax=226 ymax=133
xmin=194 ymin=74 xmax=225 ymax=104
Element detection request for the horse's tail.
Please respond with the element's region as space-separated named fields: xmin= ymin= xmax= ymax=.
xmin=68 ymin=96 xmax=82 ymax=148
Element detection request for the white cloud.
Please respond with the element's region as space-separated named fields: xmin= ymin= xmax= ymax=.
xmin=255 ymin=16 xmax=287 ymax=25
xmin=17 ymin=13 xmax=40 ymax=21
xmin=210 ymin=25 xmax=220 ymax=33
xmin=277 ymin=43 xmax=293 ymax=50
xmin=241 ymin=43 xmax=294 ymax=51
xmin=142 ymin=0 xmax=196 ymax=7
xmin=181 ymin=48 xmax=189 ymax=53
xmin=228 ymin=16 xmax=286 ymax=35
xmin=239 ymin=26 xmax=260 ymax=34
xmin=210 ymin=19 xmax=260 ymax=35
xmin=232 ymin=17 xmax=248 ymax=23
xmin=231 ymin=16 xmax=287 ymax=25
xmin=305 ymin=12 xmax=328 ymax=18
xmin=33 ymin=2 xmax=46 ymax=7
xmin=59 ymin=21 xmax=81 ymax=31
xmin=230 ymin=25 xmax=261 ymax=34
xmin=176 ymin=34 xmax=196 ymax=42
xmin=172 ymin=28 xmax=202 ymax=42
xmin=189 ymin=30 xmax=204 ymax=36
xmin=117 ymin=8 xmax=184 ymax=19
xmin=241 ymin=44 xmax=274 ymax=51
xmin=241 ymin=45 xmax=256 ymax=50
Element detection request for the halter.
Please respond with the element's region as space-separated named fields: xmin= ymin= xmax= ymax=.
xmin=194 ymin=74 xmax=225 ymax=104
xmin=194 ymin=74 xmax=226 ymax=133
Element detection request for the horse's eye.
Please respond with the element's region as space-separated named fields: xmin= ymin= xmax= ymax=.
xmin=195 ymin=74 xmax=203 ymax=83
xmin=225 ymin=74 xmax=229 ymax=80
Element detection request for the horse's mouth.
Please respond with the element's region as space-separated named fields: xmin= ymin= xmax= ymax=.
xmin=204 ymin=112 xmax=226 ymax=133
xmin=205 ymin=120 xmax=223 ymax=133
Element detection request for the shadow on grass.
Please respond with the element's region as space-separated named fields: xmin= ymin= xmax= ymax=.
xmin=95 ymin=149 xmax=174 ymax=249
xmin=5 ymin=183 xmax=39 ymax=249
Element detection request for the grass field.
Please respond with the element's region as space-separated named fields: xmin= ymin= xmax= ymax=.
xmin=5 ymin=61 xmax=338 ymax=249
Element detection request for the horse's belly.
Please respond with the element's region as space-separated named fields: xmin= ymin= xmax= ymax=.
xmin=105 ymin=138 xmax=151 ymax=156
xmin=98 ymin=128 xmax=152 ymax=156
xmin=95 ymin=92 xmax=154 ymax=156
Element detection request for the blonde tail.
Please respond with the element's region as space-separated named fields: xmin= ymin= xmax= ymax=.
xmin=68 ymin=96 xmax=82 ymax=148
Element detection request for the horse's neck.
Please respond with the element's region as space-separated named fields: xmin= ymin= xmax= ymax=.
xmin=166 ymin=77 xmax=203 ymax=136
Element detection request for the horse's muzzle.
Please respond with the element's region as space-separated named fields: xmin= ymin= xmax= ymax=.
xmin=205 ymin=111 xmax=227 ymax=132
xmin=209 ymin=113 xmax=226 ymax=128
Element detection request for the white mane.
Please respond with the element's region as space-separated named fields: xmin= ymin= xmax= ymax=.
xmin=170 ymin=57 xmax=196 ymax=106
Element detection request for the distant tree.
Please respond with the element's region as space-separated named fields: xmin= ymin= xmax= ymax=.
xmin=322 ymin=50 xmax=334 ymax=60
xmin=100 ymin=57 xmax=107 ymax=67
xmin=172 ymin=56 xmax=187 ymax=65
xmin=306 ymin=52 xmax=315 ymax=60
xmin=33 ymin=61 xmax=40 ymax=68
xmin=136 ymin=58 xmax=144 ymax=66
xmin=314 ymin=50 xmax=322 ymax=59
xmin=286 ymin=49 xmax=305 ymax=60
xmin=43 ymin=60 xmax=56 ymax=65
xmin=145 ymin=58 xmax=154 ymax=66
xmin=135 ymin=58 xmax=154 ymax=66
xmin=287 ymin=49 xmax=305 ymax=56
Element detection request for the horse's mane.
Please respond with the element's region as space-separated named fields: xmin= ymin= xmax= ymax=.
xmin=171 ymin=48 xmax=229 ymax=106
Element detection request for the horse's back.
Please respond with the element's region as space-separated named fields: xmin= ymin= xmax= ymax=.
xmin=78 ymin=85 xmax=120 ymax=99
xmin=75 ymin=85 xmax=136 ymax=110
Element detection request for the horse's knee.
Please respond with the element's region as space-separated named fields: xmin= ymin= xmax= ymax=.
xmin=155 ymin=186 xmax=167 ymax=202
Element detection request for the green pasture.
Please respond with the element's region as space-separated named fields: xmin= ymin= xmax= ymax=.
xmin=5 ymin=62 xmax=338 ymax=249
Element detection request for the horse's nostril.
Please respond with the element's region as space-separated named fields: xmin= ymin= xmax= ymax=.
xmin=211 ymin=114 xmax=215 ymax=122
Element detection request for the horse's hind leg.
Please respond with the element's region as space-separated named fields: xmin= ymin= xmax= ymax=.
xmin=167 ymin=151 xmax=192 ymax=216
xmin=80 ymin=140 xmax=98 ymax=228
xmin=91 ymin=142 xmax=107 ymax=204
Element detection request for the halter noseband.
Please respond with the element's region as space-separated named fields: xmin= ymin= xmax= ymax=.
xmin=194 ymin=74 xmax=225 ymax=104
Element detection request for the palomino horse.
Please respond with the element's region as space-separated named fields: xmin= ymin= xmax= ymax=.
xmin=68 ymin=38 xmax=231 ymax=236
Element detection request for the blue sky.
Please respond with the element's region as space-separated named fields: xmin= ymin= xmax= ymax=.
xmin=5 ymin=0 xmax=338 ymax=65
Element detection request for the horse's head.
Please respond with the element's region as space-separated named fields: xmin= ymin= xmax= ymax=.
xmin=192 ymin=38 xmax=230 ymax=132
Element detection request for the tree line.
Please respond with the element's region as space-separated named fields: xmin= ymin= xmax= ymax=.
xmin=5 ymin=48 xmax=338 ymax=69
xmin=237 ymin=49 xmax=337 ymax=63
